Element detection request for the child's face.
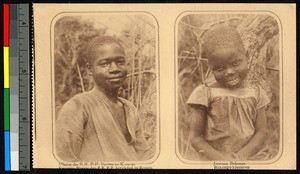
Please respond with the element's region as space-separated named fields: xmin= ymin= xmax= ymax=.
xmin=209 ymin=48 xmax=248 ymax=89
xmin=87 ymin=43 xmax=127 ymax=90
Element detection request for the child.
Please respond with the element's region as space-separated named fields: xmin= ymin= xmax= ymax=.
xmin=56 ymin=36 xmax=152 ymax=161
xmin=187 ymin=26 xmax=270 ymax=161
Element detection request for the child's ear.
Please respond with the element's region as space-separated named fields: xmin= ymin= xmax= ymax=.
xmin=86 ymin=62 xmax=93 ymax=76
xmin=245 ymin=51 xmax=250 ymax=69
xmin=246 ymin=58 xmax=250 ymax=69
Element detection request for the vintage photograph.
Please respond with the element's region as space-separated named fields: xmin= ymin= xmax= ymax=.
xmin=33 ymin=3 xmax=295 ymax=169
xmin=176 ymin=13 xmax=281 ymax=161
xmin=52 ymin=14 xmax=158 ymax=162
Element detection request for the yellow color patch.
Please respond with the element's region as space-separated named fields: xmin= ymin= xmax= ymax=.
xmin=4 ymin=47 xmax=9 ymax=88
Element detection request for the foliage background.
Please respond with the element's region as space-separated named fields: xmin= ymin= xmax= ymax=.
xmin=54 ymin=15 xmax=157 ymax=150
xmin=177 ymin=14 xmax=280 ymax=160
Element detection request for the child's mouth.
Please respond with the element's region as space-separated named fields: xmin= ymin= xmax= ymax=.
xmin=227 ymin=77 xmax=240 ymax=86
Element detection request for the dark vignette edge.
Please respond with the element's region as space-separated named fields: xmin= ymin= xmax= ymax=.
xmin=48 ymin=11 xmax=161 ymax=166
xmin=173 ymin=10 xmax=284 ymax=166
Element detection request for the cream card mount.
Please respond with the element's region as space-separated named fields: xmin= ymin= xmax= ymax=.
xmin=33 ymin=3 xmax=296 ymax=169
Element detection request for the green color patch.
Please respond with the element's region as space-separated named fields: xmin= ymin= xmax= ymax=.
xmin=4 ymin=88 xmax=10 ymax=130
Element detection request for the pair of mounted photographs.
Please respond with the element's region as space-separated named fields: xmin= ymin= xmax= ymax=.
xmin=33 ymin=3 xmax=296 ymax=170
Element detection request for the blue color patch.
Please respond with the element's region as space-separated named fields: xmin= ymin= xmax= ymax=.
xmin=5 ymin=131 xmax=11 ymax=171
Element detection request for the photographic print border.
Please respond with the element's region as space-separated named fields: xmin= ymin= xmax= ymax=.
xmin=174 ymin=11 xmax=283 ymax=166
xmin=49 ymin=11 xmax=161 ymax=165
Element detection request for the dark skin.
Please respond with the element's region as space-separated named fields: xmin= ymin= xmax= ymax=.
xmin=209 ymin=48 xmax=249 ymax=89
xmin=86 ymin=43 xmax=131 ymax=143
xmin=191 ymin=48 xmax=267 ymax=160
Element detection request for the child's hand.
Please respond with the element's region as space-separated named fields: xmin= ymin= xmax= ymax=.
xmin=236 ymin=152 xmax=248 ymax=160
xmin=221 ymin=152 xmax=239 ymax=160
xmin=230 ymin=152 xmax=241 ymax=160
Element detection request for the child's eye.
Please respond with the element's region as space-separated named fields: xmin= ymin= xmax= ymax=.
xmin=116 ymin=57 xmax=126 ymax=65
xmin=98 ymin=61 xmax=110 ymax=66
xmin=116 ymin=60 xmax=125 ymax=65
xmin=213 ymin=66 xmax=224 ymax=71
xmin=232 ymin=61 xmax=240 ymax=66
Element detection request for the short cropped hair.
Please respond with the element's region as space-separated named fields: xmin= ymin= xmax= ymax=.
xmin=203 ymin=26 xmax=246 ymax=59
xmin=86 ymin=35 xmax=124 ymax=64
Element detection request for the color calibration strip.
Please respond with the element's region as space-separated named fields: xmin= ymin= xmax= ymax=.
xmin=4 ymin=4 xmax=11 ymax=171
xmin=3 ymin=4 xmax=30 ymax=171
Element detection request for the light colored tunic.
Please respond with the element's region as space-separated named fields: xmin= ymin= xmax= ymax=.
xmin=55 ymin=87 xmax=152 ymax=162
xmin=187 ymin=81 xmax=270 ymax=156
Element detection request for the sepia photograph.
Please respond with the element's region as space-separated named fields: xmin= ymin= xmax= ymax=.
xmin=52 ymin=13 xmax=159 ymax=162
xmin=176 ymin=13 xmax=281 ymax=162
xmin=33 ymin=4 xmax=295 ymax=169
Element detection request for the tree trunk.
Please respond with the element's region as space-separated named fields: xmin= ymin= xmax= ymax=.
xmin=237 ymin=15 xmax=279 ymax=97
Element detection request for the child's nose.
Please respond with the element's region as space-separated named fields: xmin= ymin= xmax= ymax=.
xmin=108 ymin=61 xmax=121 ymax=73
xmin=225 ymin=68 xmax=235 ymax=76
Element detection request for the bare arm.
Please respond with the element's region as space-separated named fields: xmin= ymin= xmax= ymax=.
xmin=190 ymin=105 xmax=236 ymax=160
xmin=56 ymin=100 xmax=85 ymax=161
xmin=237 ymin=107 xmax=267 ymax=160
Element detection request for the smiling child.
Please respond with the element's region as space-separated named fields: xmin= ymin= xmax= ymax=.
xmin=187 ymin=26 xmax=270 ymax=160
xmin=55 ymin=36 xmax=152 ymax=162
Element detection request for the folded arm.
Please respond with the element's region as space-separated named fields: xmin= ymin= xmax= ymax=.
xmin=237 ymin=107 xmax=267 ymax=160
xmin=190 ymin=105 xmax=236 ymax=160
xmin=55 ymin=100 xmax=86 ymax=162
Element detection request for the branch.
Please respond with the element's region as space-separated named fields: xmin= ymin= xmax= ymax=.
xmin=135 ymin=15 xmax=155 ymax=29
xmin=266 ymin=67 xmax=279 ymax=71
xmin=127 ymin=70 xmax=156 ymax=77
xmin=65 ymin=34 xmax=78 ymax=68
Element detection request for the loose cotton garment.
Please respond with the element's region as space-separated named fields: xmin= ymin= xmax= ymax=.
xmin=55 ymin=87 xmax=152 ymax=162
xmin=187 ymin=81 xmax=270 ymax=159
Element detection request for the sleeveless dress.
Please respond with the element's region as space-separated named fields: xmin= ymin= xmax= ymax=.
xmin=187 ymin=81 xmax=270 ymax=160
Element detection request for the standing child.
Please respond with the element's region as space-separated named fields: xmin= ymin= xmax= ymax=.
xmin=187 ymin=26 xmax=270 ymax=160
